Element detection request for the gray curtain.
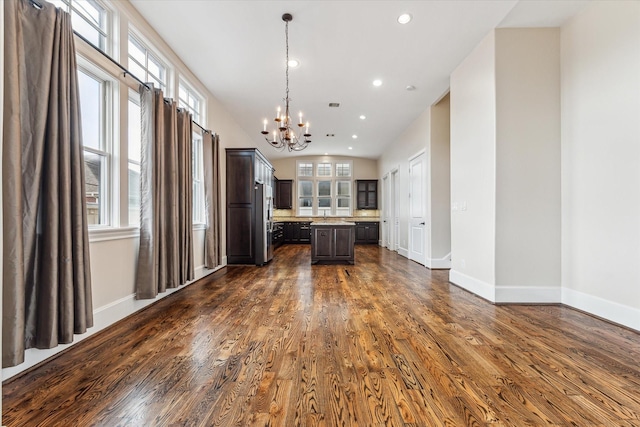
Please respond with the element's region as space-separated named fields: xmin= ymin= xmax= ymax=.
xmin=203 ymin=132 xmax=221 ymax=269
xmin=3 ymin=0 xmax=93 ymax=367
xmin=136 ymin=85 xmax=193 ymax=299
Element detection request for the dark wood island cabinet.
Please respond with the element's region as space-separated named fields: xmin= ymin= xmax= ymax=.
xmin=310 ymin=222 xmax=355 ymax=264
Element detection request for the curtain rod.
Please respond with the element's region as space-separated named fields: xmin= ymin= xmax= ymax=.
xmin=72 ymin=31 xmax=210 ymax=134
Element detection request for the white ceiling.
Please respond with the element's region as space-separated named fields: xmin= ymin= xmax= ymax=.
xmin=129 ymin=0 xmax=587 ymax=160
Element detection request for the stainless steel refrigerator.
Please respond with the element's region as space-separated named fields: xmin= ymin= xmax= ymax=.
xmin=255 ymin=182 xmax=273 ymax=266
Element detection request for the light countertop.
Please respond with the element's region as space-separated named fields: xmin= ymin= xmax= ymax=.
xmin=274 ymin=217 xmax=379 ymax=223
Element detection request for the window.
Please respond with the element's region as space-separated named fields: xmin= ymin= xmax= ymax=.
xmin=78 ymin=68 xmax=111 ymax=226
xmin=128 ymin=34 xmax=168 ymax=91
xmin=336 ymin=180 xmax=351 ymax=216
xmin=317 ymin=163 xmax=331 ymax=177
xmin=336 ymin=162 xmax=351 ymax=177
xmin=127 ymin=93 xmax=141 ymax=226
xmin=192 ymin=133 xmax=205 ymax=224
xmin=179 ymin=80 xmax=203 ymax=124
xmin=298 ymin=180 xmax=313 ymax=216
xmin=298 ymin=162 xmax=313 ymax=177
xmin=49 ymin=0 xmax=109 ymax=52
xmin=296 ymin=160 xmax=353 ymax=217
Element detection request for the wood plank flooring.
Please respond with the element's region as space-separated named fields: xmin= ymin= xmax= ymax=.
xmin=3 ymin=245 xmax=640 ymax=426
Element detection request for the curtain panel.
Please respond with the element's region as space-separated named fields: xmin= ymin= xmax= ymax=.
xmin=3 ymin=0 xmax=93 ymax=367
xmin=203 ymin=132 xmax=221 ymax=269
xmin=136 ymin=85 xmax=194 ymax=299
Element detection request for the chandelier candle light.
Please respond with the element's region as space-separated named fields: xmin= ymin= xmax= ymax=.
xmin=261 ymin=13 xmax=311 ymax=151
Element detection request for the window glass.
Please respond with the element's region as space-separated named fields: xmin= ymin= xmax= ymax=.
xmin=128 ymin=37 xmax=146 ymax=65
xmin=318 ymin=199 xmax=331 ymax=208
xmin=128 ymin=96 xmax=141 ymax=226
xmin=128 ymin=34 xmax=168 ymax=91
xmin=298 ymin=163 xmax=313 ymax=177
xmin=337 ymin=181 xmax=351 ymax=196
xmin=83 ymin=151 xmax=105 ymax=225
xmin=299 ymin=181 xmax=313 ymax=197
xmin=78 ymin=68 xmax=110 ymax=226
xmin=128 ymin=163 xmax=140 ymax=226
xmin=178 ymin=80 xmax=203 ymax=124
xmin=336 ymin=163 xmax=351 ymax=177
xmin=50 ymin=0 xmax=108 ymax=52
xmin=192 ymin=134 xmax=205 ymax=223
xmin=77 ymin=71 xmax=102 ymax=151
xmin=318 ymin=181 xmax=331 ymax=197
xmin=317 ymin=163 xmax=331 ymax=177
xmin=128 ymin=98 xmax=141 ymax=162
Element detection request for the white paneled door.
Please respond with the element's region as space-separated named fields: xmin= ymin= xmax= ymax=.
xmin=382 ymin=173 xmax=391 ymax=249
xmin=392 ymin=168 xmax=399 ymax=251
xmin=409 ymin=152 xmax=427 ymax=265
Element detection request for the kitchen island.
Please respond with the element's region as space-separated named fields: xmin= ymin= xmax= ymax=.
xmin=310 ymin=221 xmax=355 ymax=264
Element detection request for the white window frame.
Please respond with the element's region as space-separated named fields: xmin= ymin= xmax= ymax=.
xmin=296 ymin=160 xmax=353 ymax=217
xmin=178 ymin=79 xmax=204 ymax=124
xmin=77 ymin=59 xmax=116 ymax=228
xmin=192 ymin=132 xmax=205 ymax=225
xmin=50 ymin=0 xmax=110 ymax=53
xmin=127 ymin=31 xmax=170 ymax=93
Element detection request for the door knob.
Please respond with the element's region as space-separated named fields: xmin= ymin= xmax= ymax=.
xmin=419 ymin=222 xmax=425 ymax=225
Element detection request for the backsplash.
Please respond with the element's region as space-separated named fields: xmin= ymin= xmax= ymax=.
xmin=273 ymin=209 xmax=380 ymax=218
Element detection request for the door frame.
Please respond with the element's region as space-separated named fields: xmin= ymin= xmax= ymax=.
xmin=408 ymin=150 xmax=427 ymax=266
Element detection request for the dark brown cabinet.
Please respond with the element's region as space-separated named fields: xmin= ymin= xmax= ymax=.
xmin=273 ymin=222 xmax=284 ymax=248
xmin=283 ymin=221 xmax=310 ymax=243
xmin=225 ymin=148 xmax=273 ymax=264
xmin=355 ymin=221 xmax=379 ymax=244
xmin=275 ymin=179 xmax=293 ymax=209
xmin=311 ymin=224 xmax=355 ymax=264
xmin=356 ymin=180 xmax=378 ymax=210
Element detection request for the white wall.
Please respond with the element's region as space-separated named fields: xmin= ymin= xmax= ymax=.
xmin=560 ymin=1 xmax=640 ymax=329
xmin=271 ymin=155 xmax=378 ymax=181
xmin=378 ymin=109 xmax=430 ymax=255
xmin=494 ymin=28 xmax=561 ymax=301
xmin=429 ymin=93 xmax=451 ymax=267
xmin=449 ymin=31 xmax=497 ymax=297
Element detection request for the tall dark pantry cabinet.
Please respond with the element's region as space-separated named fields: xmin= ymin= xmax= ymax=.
xmin=226 ymin=148 xmax=273 ymax=264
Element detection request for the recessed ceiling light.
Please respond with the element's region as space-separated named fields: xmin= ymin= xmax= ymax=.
xmin=398 ymin=13 xmax=412 ymax=24
xmin=288 ymin=59 xmax=300 ymax=68
xmin=359 ymin=115 xmax=366 ymax=120
xmin=373 ymin=79 xmax=383 ymax=87
xmin=406 ymin=85 xmax=416 ymax=91
xmin=348 ymin=146 xmax=353 ymax=150
xmin=352 ymin=134 xmax=358 ymax=139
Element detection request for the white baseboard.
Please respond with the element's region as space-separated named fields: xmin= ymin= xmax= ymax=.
xmin=427 ymin=252 xmax=451 ymax=269
xmin=449 ymin=269 xmax=495 ymax=302
xmin=495 ymin=286 xmax=561 ymax=303
xmin=398 ymin=247 xmax=409 ymax=258
xmin=562 ymin=288 xmax=640 ymax=331
xmin=2 ymin=264 xmax=222 ymax=381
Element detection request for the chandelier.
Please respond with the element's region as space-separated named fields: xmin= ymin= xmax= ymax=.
xmin=261 ymin=13 xmax=311 ymax=152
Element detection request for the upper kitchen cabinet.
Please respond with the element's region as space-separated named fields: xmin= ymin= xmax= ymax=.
xmin=356 ymin=179 xmax=378 ymax=210
xmin=275 ymin=179 xmax=293 ymax=209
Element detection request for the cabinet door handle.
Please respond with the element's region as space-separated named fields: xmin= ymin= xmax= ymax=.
xmin=419 ymin=222 xmax=425 ymax=225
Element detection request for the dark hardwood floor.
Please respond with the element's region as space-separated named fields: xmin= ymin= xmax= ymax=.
xmin=3 ymin=245 xmax=640 ymax=426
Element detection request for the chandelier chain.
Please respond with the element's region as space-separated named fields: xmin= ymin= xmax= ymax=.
xmin=285 ymin=19 xmax=289 ymax=106
xmin=260 ymin=13 xmax=311 ymax=152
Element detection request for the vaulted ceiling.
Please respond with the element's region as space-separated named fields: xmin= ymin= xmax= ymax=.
xmin=130 ymin=0 xmax=587 ymax=160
